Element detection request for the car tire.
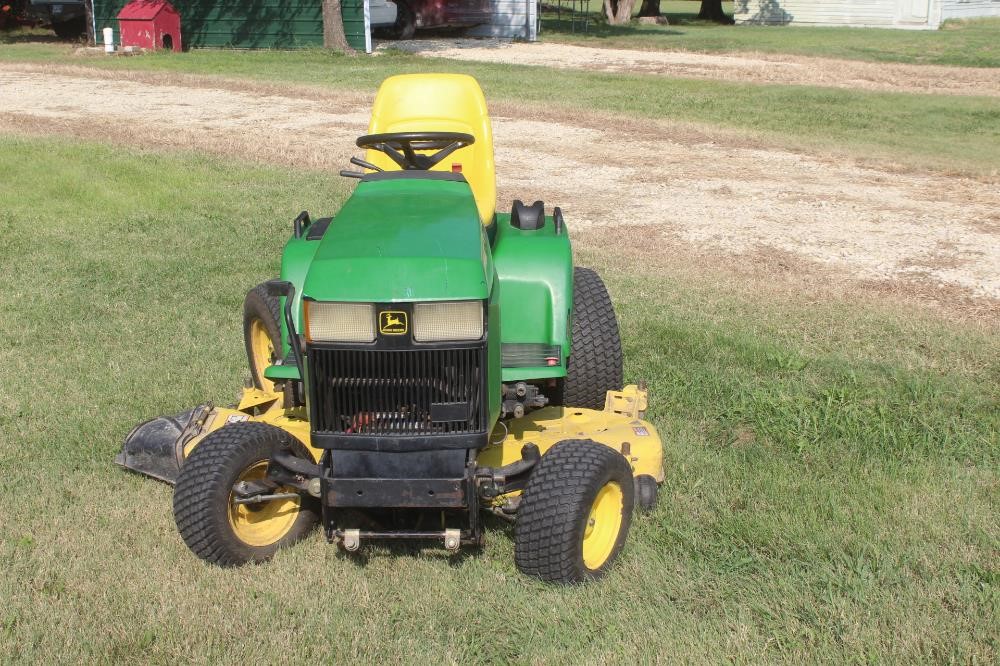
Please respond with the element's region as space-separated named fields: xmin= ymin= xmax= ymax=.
xmin=52 ymin=16 xmax=86 ymax=40
xmin=385 ymin=0 xmax=415 ymax=39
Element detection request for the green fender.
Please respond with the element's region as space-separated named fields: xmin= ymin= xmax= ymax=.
xmin=492 ymin=212 xmax=573 ymax=382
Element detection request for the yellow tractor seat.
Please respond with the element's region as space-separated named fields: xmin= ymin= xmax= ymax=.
xmin=365 ymin=73 xmax=496 ymax=226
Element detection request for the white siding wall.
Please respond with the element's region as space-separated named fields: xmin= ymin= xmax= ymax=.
xmin=467 ymin=0 xmax=538 ymax=39
xmin=734 ymin=0 xmax=938 ymax=28
xmin=737 ymin=0 xmax=1000 ymax=27
xmin=940 ymin=0 xmax=1000 ymax=19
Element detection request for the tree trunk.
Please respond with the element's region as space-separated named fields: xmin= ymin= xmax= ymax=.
xmin=697 ymin=0 xmax=734 ymax=23
xmin=83 ymin=0 xmax=95 ymax=45
xmin=637 ymin=0 xmax=660 ymax=17
xmin=603 ymin=0 xmax=637 ymax=24
xmin=322 ymin=0 xmax=355 ymax=53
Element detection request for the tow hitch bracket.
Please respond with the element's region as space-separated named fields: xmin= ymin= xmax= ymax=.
xmin=342 ymin=529 xmax=361 ymax=552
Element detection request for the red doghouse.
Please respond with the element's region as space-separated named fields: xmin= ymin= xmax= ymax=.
xmin=117 ymin=0 xmax=181 ymax=52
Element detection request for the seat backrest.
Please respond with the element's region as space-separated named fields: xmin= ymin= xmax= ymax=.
xmin=366 ymin=74 xmax=496 ymax=226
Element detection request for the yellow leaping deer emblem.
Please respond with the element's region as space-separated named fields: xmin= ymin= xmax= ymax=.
xmin=380 ymin=311 xmax=407 ymax=334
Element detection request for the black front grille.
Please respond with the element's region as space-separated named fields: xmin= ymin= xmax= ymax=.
xmin=309 ymin=347 xmax=485 ymax=436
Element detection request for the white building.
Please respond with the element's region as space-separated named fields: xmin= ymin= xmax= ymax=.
xmin=734 ymin=0 xmax=1000 ymax=29
xmin=468 ymin=0 xmax=539 ymax=39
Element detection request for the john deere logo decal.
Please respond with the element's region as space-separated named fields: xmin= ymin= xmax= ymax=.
xmin=380 ymin=310 xmax=408 ymax=335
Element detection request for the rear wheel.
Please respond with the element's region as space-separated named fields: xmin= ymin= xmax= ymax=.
xmin=557 ymin=268 xmax=623 ymax=409
xmin=172 ymin=422 xmax=318 ymax=566
xmin=243 ymin=282 xmax=282 ymax=392
xmin=514 ymin=440 xmax=634 ymax=583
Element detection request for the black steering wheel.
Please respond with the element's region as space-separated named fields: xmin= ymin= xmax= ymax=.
xmin=356 ymin=132 xmax=475 ymax=171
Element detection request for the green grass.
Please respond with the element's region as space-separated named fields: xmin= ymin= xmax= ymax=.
xmin=542 ymin=2 xmax=1000 ymax=68
xmin=2 ymin=42 xmax=1000 ymax=176
xmin=1 ymin=134 xmax=997 ymax=662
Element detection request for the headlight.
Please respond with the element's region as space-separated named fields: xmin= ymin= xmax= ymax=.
xmin=304 ymin=301 xmax=375 ymax=343
xmin=413 ymin=301 xmax=483 ymax=342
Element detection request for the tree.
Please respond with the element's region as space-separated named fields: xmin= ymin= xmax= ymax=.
xmin=603 ymin=0 xmax=638 ymax=25
xmin=637 ymin=0 xmax=661 ymax=18
xmin=697 ymin=0 xmax=734 ymax=23
xmin=83 ymin=0 xmax=95 ymax=44
xmin=322 ymin=0 xmax=355 ymax=52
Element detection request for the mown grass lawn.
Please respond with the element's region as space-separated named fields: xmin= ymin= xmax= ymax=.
xmin=2 ymin=41 xmax=1000 ymax=177
xmin=1 ymin=135 xmax=996 ymax=662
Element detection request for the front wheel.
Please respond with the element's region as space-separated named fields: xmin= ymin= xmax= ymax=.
xmin=172 ymin=422 xmax=318 ymax=566
xmin=514 ymin=440 xmax=635 ymax=583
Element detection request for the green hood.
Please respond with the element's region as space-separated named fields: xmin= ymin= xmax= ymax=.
xmin=303 ymin=175 xmax=491 ymax=303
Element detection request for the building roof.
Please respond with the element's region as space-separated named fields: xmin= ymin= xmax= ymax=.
xmin=117 ymin=0 xmax=178 ymax=20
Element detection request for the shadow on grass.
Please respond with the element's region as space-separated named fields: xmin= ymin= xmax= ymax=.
xmin=0 ymin=30 xmax=65 ymax=45
xmin=329 ymin=514 xmax=511 ymax=569
xmin=333 ymin=541 xmax=487 ymax=569
xmin=540 ymin=9 xmax=731 ymax=40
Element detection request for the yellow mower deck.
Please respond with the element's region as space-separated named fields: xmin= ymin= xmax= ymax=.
xmin=119 ymin=385 xmax=664 ymax=492
xmin=477 ymin=385 xmax=664 ymax=484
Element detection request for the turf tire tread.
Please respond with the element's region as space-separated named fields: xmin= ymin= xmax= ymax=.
xmin=514 ymin=440 xmax=634 ymax=583
xmin=243 ymin=282 xmax=282 ymax=389
xmin=561 ymin=268 xmax=623 ymax=409
xmin=634 ymin=474 xmax=659 ymax=513
xmin=172 ymin=421 xmax=317 ymax=567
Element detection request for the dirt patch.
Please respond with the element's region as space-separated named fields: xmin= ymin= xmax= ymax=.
xmin=577 ymin=225 xmax=1000 ymax=326
xmin=1 ymin=66 xmax=998 ymax=303
xmin=385 ymin=39 xmax=1000 ymax=98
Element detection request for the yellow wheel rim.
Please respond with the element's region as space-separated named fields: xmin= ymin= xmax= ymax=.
xmin=582 ymin=481 xmax=624 ymax=570
xmin=228 ymin=461 xmax=300 ymax=547
xmin=248 ymin=318 xmax=276 ymax=393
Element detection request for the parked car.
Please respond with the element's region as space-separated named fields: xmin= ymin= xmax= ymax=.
xmin=28 ymin=0 xmax=86 ymax=39
xmin=369 ymin=0 xmax=398 ymax=27
xmin=378 ymin=0 xmax=491 ymax=39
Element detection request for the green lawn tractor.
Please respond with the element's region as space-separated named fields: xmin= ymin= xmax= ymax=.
xmin=116 ymin=74 xmax=664 ymax=583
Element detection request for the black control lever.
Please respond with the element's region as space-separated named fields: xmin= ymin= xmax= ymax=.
xmin=263 ymin=280 xmax=303 ymax=374
xmin=339 ymin=170 xmax=365 ymax=179
xmin=350 ymin=156 xmax=383 ymax=172
xmin=292 ymin=210 xmax=311 ymax=239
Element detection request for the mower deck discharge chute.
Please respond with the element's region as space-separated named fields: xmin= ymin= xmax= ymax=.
xmin=116 ymin=74 xmax=665 ymax=583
